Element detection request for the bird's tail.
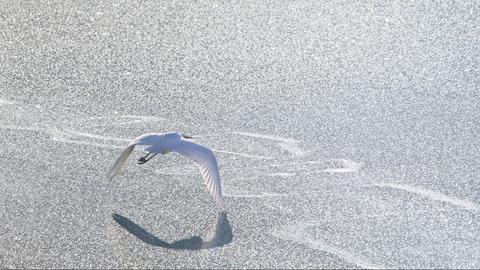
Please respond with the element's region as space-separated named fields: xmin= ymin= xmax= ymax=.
xmin=107 ymin=143 xmax=136 ymax=182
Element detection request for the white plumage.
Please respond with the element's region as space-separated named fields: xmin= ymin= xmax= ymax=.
xmin=107 ymin=132 xmax=224 ymax=209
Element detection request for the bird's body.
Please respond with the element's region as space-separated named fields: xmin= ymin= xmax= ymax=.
xmin=107 ymin=132 xmax=224 ymax=209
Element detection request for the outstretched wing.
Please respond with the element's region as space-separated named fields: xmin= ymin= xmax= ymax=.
xmin=169 ymin=139 xmax=224 ymax=208
xmin=107 ymin=143 xmax=136 ymax=182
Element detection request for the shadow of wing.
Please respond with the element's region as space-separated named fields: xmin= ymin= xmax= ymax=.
xmin=112 ymin=212 xmax=233 ymax=250
xmin=201 ymin=211 xmax=233 ymax=249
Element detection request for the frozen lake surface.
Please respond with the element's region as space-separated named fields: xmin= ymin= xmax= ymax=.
xmin=1 ymin=1 xmax=479 ymax=268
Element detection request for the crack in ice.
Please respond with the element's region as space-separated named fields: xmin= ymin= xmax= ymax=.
xmin=233 ymin=131 xmax=306 ymax=157
xmin=272 ymin=224 xmax=387 ymax=269
xmin=373 ymin=183 xmax=479 ymax=211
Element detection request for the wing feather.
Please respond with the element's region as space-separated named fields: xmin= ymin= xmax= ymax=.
xmin=170 ymin=140 xmax=224 ymax=208
xmin=107 ymin=143 xmax=136 ymax=182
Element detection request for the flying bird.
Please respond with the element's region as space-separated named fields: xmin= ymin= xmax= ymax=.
xmin=107 ymin=132 xmax=224 ymax=209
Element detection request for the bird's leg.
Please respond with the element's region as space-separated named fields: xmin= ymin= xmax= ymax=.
xmin=137 ymin=152 xmax=155 ymax=164
xmin=137 ymin=152 xmax=158 ymax=164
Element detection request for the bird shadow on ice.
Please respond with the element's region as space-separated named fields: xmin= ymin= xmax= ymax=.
xmin=112 ymin=211 xmax=232 ymax=250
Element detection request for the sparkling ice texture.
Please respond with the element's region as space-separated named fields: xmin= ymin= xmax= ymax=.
xmin=0 ymin=1 xmax=479 ymax=268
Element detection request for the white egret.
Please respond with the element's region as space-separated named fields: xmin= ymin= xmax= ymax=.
xmin=107 ymin=132 xmax=224 ymax=209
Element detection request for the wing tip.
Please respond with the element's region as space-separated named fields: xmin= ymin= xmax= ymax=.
xmin=106 ymin=143 xmax=136 ymax=183
xmin=106 ymin=172 xmax=115 ymax=182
